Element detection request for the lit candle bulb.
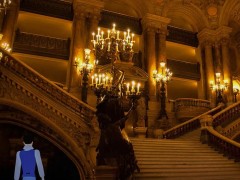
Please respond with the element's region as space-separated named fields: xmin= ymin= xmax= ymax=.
xmin=107 ymin=30 xmax=110 ymax=38
xmin=131 ymin=33 xmax=134 ymax=42
xmin=117 ymin=31 xmax=119 ymax=39
xmin=92 ymin=32 xmax=95 ymax=41
xmin=116 ymin=43 xmax=118 ymax=51
xmin=124 ymin=32 xmax=126 ymax=40
xmin=131 ymin=81 xmax=135 ymax=93
xmin=137 ymin=83 xmax=140 ymax=94
xmin=91 ymin=75 xmax=94 ymax=85
xmin=108 ymin=42 xmax=111 ymax=51
xmin=97 ymin=28 xmax=100 ymax=35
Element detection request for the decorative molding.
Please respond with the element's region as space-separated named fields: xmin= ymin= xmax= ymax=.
xmin=167 ymin=26 xmax=198 ymax=47
xmin=0 ymin=50 xmax=96 ymax=125
xmin=167 ymin=59 xmax=200 ymax=80
xmin=13 ymin=30 xmax=70 ymax=60
xmin=99 ymin=10 xmax=142 ymax=35
xmin=20 ymin=0 xmax=73 ymax=20
xmin=198 ymin=26 xmax=232 ymax=45
xmin=0 ymin=72 xmax=91 ymax=148
xmin=142 ymin=13 xmax=171 ymax=32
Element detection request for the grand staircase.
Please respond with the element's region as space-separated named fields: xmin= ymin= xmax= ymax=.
xmin=131 ymin=129 xmax=240 ymax=180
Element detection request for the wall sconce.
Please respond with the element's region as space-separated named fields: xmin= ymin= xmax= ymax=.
xmin=210 ymin=72 xmax=228 ymax=105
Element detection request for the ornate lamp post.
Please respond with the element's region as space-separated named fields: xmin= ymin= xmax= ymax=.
xmin=210 ymin=73 xmax=228 ymax=105
xmin=75 ymin=48 xmax=93 ymax=103
xmin=153 ymin=62 xmax=173 ymax=120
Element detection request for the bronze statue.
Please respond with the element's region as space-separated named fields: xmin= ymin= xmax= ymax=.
xmin=96 ymin=95 xmax=140 ymax=179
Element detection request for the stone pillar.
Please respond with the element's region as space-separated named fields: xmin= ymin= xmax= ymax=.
xmin=66 ymin=0 xmax=104 ymax=93
xmin=156 ymin=29 xmax=168 ymax=69
xmin=141 ymin=14 xmax=170 ymax=99
xmin=221 ymin=37 xmax=233 ymax=103
xmin=213 ymin=42 xmax=222 ymax=74
xmin=145 ymin=27 xmax=156 ymax=98
xmin=203 ymin=41 xmax=215 ymax=102
xmin=66 ymin=3 xmax=87 ymax=92
xmin=88 ymin=12 xmax=101 ymax=49
xmin=1 ymin=0 xmax=20 ymax=47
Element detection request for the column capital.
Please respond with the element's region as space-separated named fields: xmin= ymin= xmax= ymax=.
xmin=198 ymin=26 xmax=232 ymax=45
xmin=73 ymin=0 xmax=104 ymax=19
xmin=142 ymin=13 xmax=171 ymax=32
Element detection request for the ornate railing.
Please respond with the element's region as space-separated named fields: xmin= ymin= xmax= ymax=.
xmin=175 ymin=98 xmax=211 ymax=110
xmin=163 ymin=104 xmax=224 ymax=139
xmin=13 ymin=30 xmax=70 ymax=60
xmin=0 ymin=48 xmax=95 ymax=123
xmin=167 ymin=26 xmax=198 ymax=47
xmin=20 ymin=0 xmax=73 ymax=20
xmin=212 ymin=102 xmax=240 ymax=128
xmin=203 ymin=127 xmax=240 ymax=162
xmin=222 ymin=118 xmax=240 ymax=139
xmin=174 ymin=98 xmax=211 ymax=121
xmin=167 ymin=59 xmax=200 ymax=81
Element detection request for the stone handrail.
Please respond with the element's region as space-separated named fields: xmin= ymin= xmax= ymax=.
xmin=0 ymin=48 xmax=96 ymax=123
xmin=163 ymin=104 xmax=224 ymax=139
xmin=202 ymin=127 xmax=240 ymax=162
xmin=212 ymin=102 xmax=240 ymax=128
xmin=175 ymin=98 xmax=211 ymax=111
xmin=222 ymin=118 xmax=240 ymax=139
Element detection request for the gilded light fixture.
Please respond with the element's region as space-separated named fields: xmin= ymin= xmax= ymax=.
xmin=210 ymin=73 xmax=228 ymax=105
xmin=153 ymin=61 xmax=173 ymax=119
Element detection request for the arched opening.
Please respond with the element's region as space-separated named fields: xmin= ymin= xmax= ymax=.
xmin=0 ymin=123 xmax=81 ymax=180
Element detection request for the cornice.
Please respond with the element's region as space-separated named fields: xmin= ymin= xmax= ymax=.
xmin=142 ymin=13 xmax=171 ymax=31
xmin=198 ymin=26 xmax=232 ymax=44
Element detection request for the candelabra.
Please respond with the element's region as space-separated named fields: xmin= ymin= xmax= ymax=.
xmin=153 ymin=62 xmax=173 ymax=120
xmin=233 ymin=87 xmax=239 ymax=103
xmin=90 ymin=72 xmax=113 ymax=104
xmin=124 ymin=81 xmax=142 ymax=109
xmin=75 ymin=49 xmax=93 ymax=103
xmin=210 ymin=73 xmax=228 ymax=105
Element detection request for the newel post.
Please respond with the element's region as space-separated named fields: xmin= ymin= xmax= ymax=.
xmin=200 ymin=115 xmax=213 ymax=144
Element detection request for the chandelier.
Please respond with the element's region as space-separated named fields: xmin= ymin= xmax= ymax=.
xmin=0 ymin=0 xmax=11 ymax=13
xmin=91 ymin=23 xmax=135 ymax=64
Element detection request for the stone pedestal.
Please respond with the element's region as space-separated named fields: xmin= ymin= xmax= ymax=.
xmin=134 ymin=127 xmax=147 ymax=138
xmin=95 ymin=165 xmax=118 ymax=180
xmin=153 ymin=128 xmax=164 ymax=139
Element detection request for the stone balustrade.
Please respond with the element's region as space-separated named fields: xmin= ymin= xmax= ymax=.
xmin=0 ymin=48 xmax=95 ymax=123
xmin=175 ymin=98 xmax=211 ymax=122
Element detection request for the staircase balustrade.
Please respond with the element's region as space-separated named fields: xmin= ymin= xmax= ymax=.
xmin=174 ymin=98 xmax=211 ymax=121
xmin=0 ymin=48 xmax=95 ymax=123
xmin=212 ymin=102 xmax=240 ymax=128
xmin=163 ymin=104 xmax=224 ymax=139
xmin=204 ymin=127 xmax=240 ymax=162
xmin=222 ymin=119 xmax=240 ymax=139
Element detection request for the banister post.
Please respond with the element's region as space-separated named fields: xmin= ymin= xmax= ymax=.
xmin=199 ymin=115 xmax=213 ymax=144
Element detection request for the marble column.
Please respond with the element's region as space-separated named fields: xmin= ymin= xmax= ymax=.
xmin=156 ymin=30 xmax=167 ymax=69
xmin=66 ymin=3 xmax=87 ymax=92
xmin=203 ymin=41 xmax=215 ymax=102
xmin=145 ymin=27 xmax=157 ymax=98
xmin=141 ymin=14 xmax=170 ymax=99
xmin=1 ymin=0 xmax=20 ymax=47
xmin=221 ymin=37 xmax=233 ymax=103
xmin=88 ymin=13 xmax=101 ymax=49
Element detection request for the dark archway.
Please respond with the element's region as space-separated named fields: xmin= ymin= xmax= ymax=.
xmin=0 ymin=123 xmax=80 ymax=180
